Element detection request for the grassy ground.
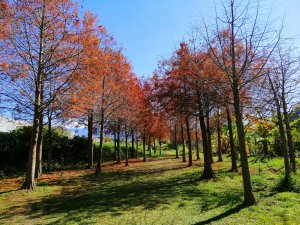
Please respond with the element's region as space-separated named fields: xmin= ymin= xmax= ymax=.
xmin=1 ymin=151 xmax=300 ymax=225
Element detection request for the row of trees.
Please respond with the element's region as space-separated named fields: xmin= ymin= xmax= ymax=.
xmin=1 ymin=0 xmax=299 ymax=209
xmin=0 ymin=0 xmax=170 ymax=189
xmin=149 ymin=0 xmax=299 ymax=206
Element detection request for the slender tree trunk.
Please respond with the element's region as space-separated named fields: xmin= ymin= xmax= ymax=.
xmin=262 ymin=137 xmax=268 ymax=156
xmin=117 ymin=122 xmax=121 ymax=164
xmin=159 ymin=141 xmax=162 ymax=155
xmin=186 ymin=117 xmax=193 ymax=167
xmin=148 ymin=134 xmax=152 ymax=157
xmin=136 ymin=139 xmax=139 ymax=159
xmin=87 ymin=114 xmax=94 ymax=168
xmin=96 ymin=109 xmax=104 ymax=175
xmin=199 ymin=109 xmax=215 ymax=179
xmin=47 ymin=116 xmax=53 ymax=172
xmin=35 ymin=74 xmax=44 ymax=179
xmin=35 ymin=111 xmax=43 ymax=178
xmin=268 ymin=74 xmax=290 ymax=177
xmin=125 ymin=125 xmax=129 ymax=166
xmin=206 ymin=110 xmax=213 ymax=164
xmin=282 ymin=95 xmax=296 ymax=172
xmin=131 ymin=129 xmax=135 ymax=158
xmin=276 ymin=107 xmax=290 ymax=176
xmin=22 ymin=108 xmax=40 ymax=189
xmin=217 ymin=109 xmax=223 ymax=162
xmin=226 ymin=108 xmax=238 ymax=172
xmin=232 ymin=84 xmax=255 ymax=205
xmin=195 ymin=118 xmax=200 ymax=160
xmin=21 ymin=0 xmax=46 ymax=190
xmin=143 ymin=131 xmax=146 ymax=162
xmin=229 ymin=2 xmax=255 ymax=205
xmin=181 ymin=124 xmax=186 ymax=162
xmin=174 ymin=125 xmax=179 ymax=158
xmin=114 ymin=130 xmax=117 ymax=161
xmin=153 ymin=138 xmax=156 ymax=154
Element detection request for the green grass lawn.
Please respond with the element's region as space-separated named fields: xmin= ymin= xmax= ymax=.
xmin=1 ymin=152 xmax=300 ymax=225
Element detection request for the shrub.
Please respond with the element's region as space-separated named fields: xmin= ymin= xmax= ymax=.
xmin=273 ymin=174 xmax=300 ymax=193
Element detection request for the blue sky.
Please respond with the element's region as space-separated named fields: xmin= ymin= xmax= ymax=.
xmin=82 ymin=0 xmax=300 ymax=78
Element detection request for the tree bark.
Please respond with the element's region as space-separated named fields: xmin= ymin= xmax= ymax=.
xmin=186 ymin=117 xmax=193 ymax=166
xmin=116 ymin=122 xmax=121 ymax=164
xmin=174 ymin=125 xmax=179 ymax=158
xmin=114 ymin=130 xmax=117 ymax=161
xmin=136 ymin=139 xmax=139 ymax=159
xmin=199 ymin=109 xmax=215 ymax=179
xmin=22 ymin=107 xmax=40 ymax=189
xmin=206 ymin=109 xmax=213 ymax=163
xmin=143 ymin=131 xmax=146 ymax=162
xmin=87 ymin=114 xmax=94 ymax=168
xmin=95 ymin=108 xmax=104 ymax=175
xmin=262 ymin=138 xmax=268 ymax=156
xmin=125 ymin=125 xmax=129 ymax=166
xmin=217 ymin=109 xmax=223 ymax=162
xmin=268 ymin=74 xmax=290 ymax=177
xmin=148 ymin=134 xmax=152 ymax=157
xmin=22 ymin=2 xmax=45 ymax=189
xmin=131 ymin=129 xmax=135 ymax=158
xmin=226 ymin=108 xmax=238 ymax=172
xmin=282 ymin=92 xmax=296 ymax=172
xmin=232 ymin=83 xmax=255 ymax=205
xmin=47 ymin=115 xmax=53 ymax=172
xmin=195 ymin=118 xmax=200 ymax=160
xmin=159 ymin=141 xmax=162 ymax=156
xmin=181 ymin=124 xmax=186 ymax=162
xmin=35 ymin=112 xmax=43 ymax=178
xmin=229 ymin=2 xmax=255 ymax=205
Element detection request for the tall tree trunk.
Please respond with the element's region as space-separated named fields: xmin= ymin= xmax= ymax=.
xmin=21 ymin=0 xmax=46 ymax=190
xmin=131 ymin=129 xmax=135 ymax=158
xmin=21 ymin=107 xmax=40 ymax=189
xmin=153 ymin=138 xmax=156 ymax=154
xmin=282 ymin=93 xmax=296 ymax=172
xmin=232 ymin=84 xmax=255 ymax=205
xmin=95 ymin=108 xmax=104 ymax=175
xmin=186 ymin=117 xmax=193 ymax=166
xmin=47 ymin=115 xmax=53 ymax=172
xmin=229 ymin=2 xmax=255 ymax=205
xmin=206 ymin=109 xmax=213 ymax=164
xmin=117 ymin=122 xmax=121 ymax=164
xmin=268 ymin=74 xmax=290 ymax=177
xmin=87 ymin=114 xmax=94 ymax=168
xmin=35 ymin=73 xmax=44 ymax=179
xmin=181 ymin=124 xmax=186 ymax=162
xmin=226 ymin=108 xmax=238 ymax=172
xmin=217 ymin=109 xmax=223 ymax=162
xmin=125 ymin=125 xmax=129 ymax=166
xmin=136 ymin=139 xmax=139 ymax=159
xmin=195 ymin=118 xmax=200 ymax=160
xmin=148 ymin=134 xmax=152 ymax=157
xmin=143 ymin=131 xmax=146 ymax=162
xmin=159 ymin=141 xmax=162 ymax=155
xmin=35 ymin=112 xmax=43 ymax=178
xmin=262 ymin=137 xmax=268 ymax=156
xmin=174 ymin=125 xmax=179 ymax=158
xmin=114 ymin=130 xmax=117 ymax=161
xmin=199 ymin=109 xmax=215 ymax=179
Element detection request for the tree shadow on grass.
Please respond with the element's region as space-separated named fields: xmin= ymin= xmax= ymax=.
xmin=0 ymin=189 xmax=19 ymax=195
xmin=193 ymin=204 xmax=244 ymax=225
xmin=1 ymin=161 xmax=244 ymax=224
